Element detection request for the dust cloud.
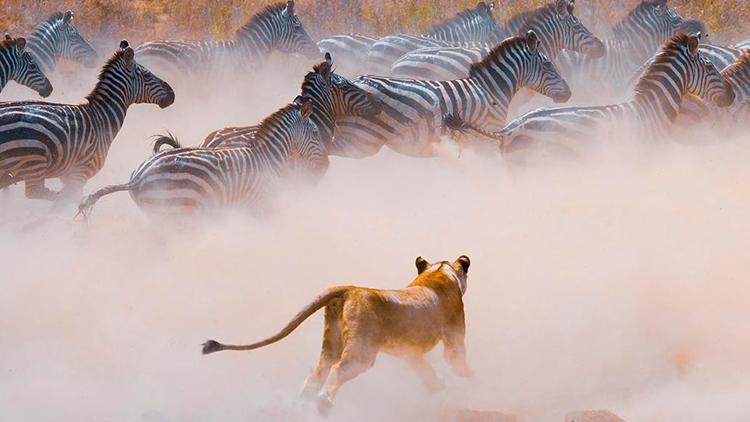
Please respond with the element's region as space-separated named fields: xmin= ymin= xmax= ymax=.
xmin=1 ymin=54 xmax=749 ymax=422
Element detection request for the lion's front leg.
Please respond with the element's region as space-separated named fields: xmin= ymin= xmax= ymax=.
xmin=407 ymin=355 xmax=445 ymax=393
xmin=443 ymin=325 xmax=474 ymax=378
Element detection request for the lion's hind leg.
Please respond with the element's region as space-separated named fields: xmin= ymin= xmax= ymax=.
xmin=408 ymin=355 xmax=445 ymax=393
xmin=301 ymin=303 xmax=343 ymax=399
xmin=317 ymin=340 xmax=377 ymax=417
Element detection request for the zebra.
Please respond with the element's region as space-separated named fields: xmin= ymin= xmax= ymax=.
xmin=197 ymin=53 xmax=382 ymax=150
xmin=547 ymin=0 xmax=689 ymax=97
xmin=390 ymin=0 xmax=605 ymax=80
xmin=77 ymin=96 xmax=325 ymax=217
xmin=316 ymin=34 xmax=379 ymax=76
xmin=0 ymin=35 xmax=53 ymax=98
xmin=331 ymin=31 xmax=571 ymax=158
xmin=26 ymin=11 xmax=98 ymax=75
xmin=134 ymin=1 xmax=319 ymax=79
xmin=499 ymin=34 xmax=735 ymax=158
xmin=0 ymin=40 xmax=175 ymax=203
xmin=361 ymin=1 xmax=507 ymax=75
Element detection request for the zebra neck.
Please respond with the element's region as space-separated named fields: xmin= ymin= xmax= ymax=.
xmin=469 ymin=68 xmax=522 ymax=110
xmin=0 ymin=67 xmax=9 ymax=92
xmin=84 ymin=89 xmax=131 ymax=145
xmin=27 ymin=20 xmax=62 ymax=73
xmin=630 ymin=90 xmax=681 ymax=134
xmin=233 ymin=23 xmax=278 ymax=59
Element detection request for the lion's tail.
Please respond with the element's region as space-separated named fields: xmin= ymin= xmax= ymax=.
xmin=202 ymin=286 xmax=352 ymax=355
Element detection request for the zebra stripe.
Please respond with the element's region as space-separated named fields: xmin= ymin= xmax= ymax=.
xmin=0 ymin=41 xmax=175 ymax=202
xmin=390 ymin=0 xmax=604 ymax=80
xmin=26 ymin=11 xmax=98 ymax=75
xmin=78 ymin=97 xmax=326 ymax=217
xmin=736 ymin=39 xmax=750 ymax=50
xmin=361 ymin=1 xmax=508 ymax=75
xmin=201 ymin=53 xmax=382 ymax=150
xmin=316 ymin=34 xmax=379 ymax=75
xmin=0 ymin=35 xmax=52 ymax=97
xmin=499 ymin=34 xmax=735 ymax=156
xmin=135 ymin=1 xmax=319 ymax=78
xmin=332 ymin=31 xmax=571 ymax=158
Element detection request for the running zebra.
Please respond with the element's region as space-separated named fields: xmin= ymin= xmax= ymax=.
xmin=135 ymin=1 xmax=319 ymax=79
xmin=198 ymin=53 xmax=382 ymax=150
xmin=0 ymin=35 xmax=53 ymax=97
xmin=0 ymin=40 xmax=175 ymax=202
xmin=499 ymin=34 xmax=735 ymax=158
xmin=391 ymin=0 xmax=605 ymax=80
xmin=77 ymin=97 xmax=325 ymax=217
xmin=361 ymin=1 xmax=507 ymax=75
xmin=332 ymin=31 xmax=571 ymax=158
xmin=316 ymin=34 xmax=379 ymax=76
xmin=26 ymin=11 xmax=98 ymax=75
xmin=553 ymin=0 xmax=686 ymax=93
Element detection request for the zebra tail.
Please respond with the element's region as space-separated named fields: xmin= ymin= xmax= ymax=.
xmin=152 ymin=132 xmax=182 ymax=154
xmin=76 ymin=181 xmax=138 ymax=221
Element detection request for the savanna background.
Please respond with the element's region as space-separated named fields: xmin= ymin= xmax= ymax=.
xmin=1 ymin=1 xmax=749 ymax=421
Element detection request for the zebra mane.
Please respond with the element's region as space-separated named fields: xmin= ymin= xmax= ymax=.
xmin=255 ymin=102 xmax=302 ymax=143
xmin=39 ymin=11 xmax=67 ymax=26
xmin=468 ymin=35 xmax=526 ymax=77
xmin=613 ymin=1 xmax=673 ymax=36
xmin=517 ymin=1 xmax=574 ymax=33
xmin=633 ymin=33 xmax=693 ymax=96
xmin=236 ymin=3 xmax=287 ymax=37
xmin=722 ymin=50 xmax=750 ymax=79
xmin=427 ymin=2 xmax=494 ymax=35
xmin=85 ymin=49 xmax=126 ymax=103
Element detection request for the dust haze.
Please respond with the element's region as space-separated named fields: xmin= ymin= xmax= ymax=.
xmin=1 ymin=52 xmax=749 ymax=422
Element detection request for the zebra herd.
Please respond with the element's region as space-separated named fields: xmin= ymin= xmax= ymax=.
xmin=0 ymin=0 xmax=749 ymax=218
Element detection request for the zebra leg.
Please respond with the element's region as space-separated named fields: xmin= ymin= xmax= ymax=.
xmin=24 ymin=177 xmax=58 ymax=201
xmin=76 ymin=181 xmax=136 ymax=220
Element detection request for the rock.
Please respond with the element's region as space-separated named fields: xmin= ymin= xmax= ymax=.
xmin=565 ymin=410 xmax=624 ymax=422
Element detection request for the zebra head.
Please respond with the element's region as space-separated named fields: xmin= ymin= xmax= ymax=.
xmin=279 ymin=96 xmax=328 ymax=181
xmin=520 ymin=31 xmax=571 ymax=103
xmin=613 ymin=0 xmax=685 ymax=52
xmin=306 ymin=53 xmax=382 ymax=117
xmin=56 ymin=11 xmax=98 ymax=68
xmin=275 ymin=1 xmax=319 ymax=59
xmin=636 ymin=34 xmax=734 ymax=109
xmin=301 ymin=53 xmax=382 ymax=146
xmin=682 ymin=35 xmax=735 ymax=107
xmin=2 ymin=35 xmax=52 ymax=97
xmin=112 ymin=40 xmax=175 ymax=109
xmin=556 ymin=0 xmax=605 ymax=59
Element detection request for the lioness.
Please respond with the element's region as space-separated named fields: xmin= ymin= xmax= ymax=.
xmin=202 ymin=255 xmax=473 ymax=416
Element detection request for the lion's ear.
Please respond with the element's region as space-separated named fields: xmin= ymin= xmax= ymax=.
xmin=456 ymin=255 xmax=470 ymax=274
xmin=415 ymin=256 xmax=429 ymax=274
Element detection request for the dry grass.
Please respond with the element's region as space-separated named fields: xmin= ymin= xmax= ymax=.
xmin=0 ymin=0 xmax=747 ymax=47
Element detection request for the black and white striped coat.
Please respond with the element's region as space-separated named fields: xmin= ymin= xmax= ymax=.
xmin=332 ymin=32 xmax=571 ymax=158
xmin=78 ymin=98 xmax=325 ymax=217
xmin=500 ymin=34 xmax=735 ymax=157
xmin=0 ymin=41 xmax=175 ymax=202
xmin=0 ymin=35 xmax=52 ymax=98
xmin=391 ymin=0 xmax=605 ymax=80
xmin=361 ymin=1 xmax=507 ymax=75
xmin=200 ymin=54 xmax=382 ymax=150
xmin=26 ymin=11 xmax=98 ymax=75
xmin=135 ymin=1 xmax=319 ymax=79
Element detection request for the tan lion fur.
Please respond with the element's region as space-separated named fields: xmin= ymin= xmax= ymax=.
xmin=202 ymin=255 xmax=473 ymax=416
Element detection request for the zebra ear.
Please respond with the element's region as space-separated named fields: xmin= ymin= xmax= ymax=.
xmin=688 ymin=34 xmax=700 ymax=58
xmin=119 ymin=40 xmax=129 ymax=50
xmin=525 ymin=30 xmax=539 ymax=53
xmin=415 ymin=256 xmax=429 ymax=274
xmin=489 ymin=1 xmax=495 ymax=12
xmin=283 ymin=0 xmax=294 ymax=18
xmin=63 ymin=10 xmax=74 ymax=24
xmin=123 ymin=47 xmax=135 ymax=69
xmin=15 ymin=37 xmax=25 ymax=51
xmin=4 ymin=33 xmax=11 ymax=41
xmin=320 ymin=53 xmax=333 ymax=81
